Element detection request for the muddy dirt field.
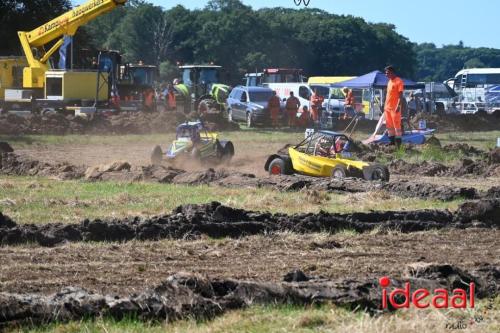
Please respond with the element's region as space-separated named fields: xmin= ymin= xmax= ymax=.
xmin=1 ymin=122 xmax=500 ymax=328
xmin=16 ymin=139 xmax=276 ymax=176
xmin=1 ymin=224 xmax=499 ymax=328
xmin=1 ymin=228 xmax=498 ymax=296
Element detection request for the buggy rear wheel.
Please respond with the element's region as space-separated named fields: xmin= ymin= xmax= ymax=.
xmin=221 ymin=141 xmax=234 ymax=163
xmin=363 ymin=164 xmax=390 ymax=182
xmin=151 ymin=145 xmax=163 ymax=165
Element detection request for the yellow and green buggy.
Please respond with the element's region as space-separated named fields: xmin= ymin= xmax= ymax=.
xmin=151 ymin=122 xmax=234 ymax=165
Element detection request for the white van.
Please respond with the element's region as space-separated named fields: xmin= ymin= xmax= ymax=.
xmin=264 ymin=83 xmax=344 ymax=114
xmin=446 ymin=68 xmax=500 ymax=114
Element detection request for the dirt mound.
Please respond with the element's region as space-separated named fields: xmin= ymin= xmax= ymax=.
xmin=357 ymin=142 xmax=491 ymax=173
xmin=0 ymin=112 xmax=240 ymax=135
xmin=403 ymin=263 xmax=499 ymax=298
xmin=0 ymin=141 xmax=14 ymax=153
xmin=389 ymin=160 xmax=448 ymax=177
xmin=172 ymin=168 xmax=244 ymax=185
xmin=1 ymin=200 xmax=498 ymax=247
xmin=485 ymin=186 xmax=500 ymax=199
xmin=84 ymin=162 xmax=186 ymax=183
xmin=455 ymin=199 xmax=500 ymax=226
xmin=0 ymin=112 xmax=190 ymax=135
xmin=0 ymin=152 xmax=85 ymax=180
xmin=1 ymin=265 xmax=497 ymax=328
xmin=0 ymin=151 xmax=483 ymax=201
xmin=442 ymin=143 xmax=485 ymax=157
xmin=412 ymin=113 xmax=500 ymax=132
xmin=173 ymin=172 xmax=478 ymax=201
xmin=382 ymin=181 xmax=478 ymax=201
xmin=389 ymin=154 xmax=500 ymax=178
xmin=490 ymin=147 xmax=500 ymax=164
xmin=447 ymin=158 xmax=500 ymax=177
xmin=0 ymin=212 xmax=16 ymax=229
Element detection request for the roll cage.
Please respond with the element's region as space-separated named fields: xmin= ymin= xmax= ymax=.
xmin=295 ymin=131 xmax=350 ymax=157
xmin=175 ymin=123 xmax=206 ymax=141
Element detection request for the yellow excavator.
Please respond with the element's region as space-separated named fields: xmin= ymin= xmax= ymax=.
xmin=0 ymin=0 xmax=127 ymax=113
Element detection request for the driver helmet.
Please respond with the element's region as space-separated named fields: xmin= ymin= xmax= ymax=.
xmin=335 ymin=137 xmax=349 ymax=152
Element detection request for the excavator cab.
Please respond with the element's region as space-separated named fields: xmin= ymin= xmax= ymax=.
xmin=127 ymin=64 xmax=156 ymax=87
xmin=95 ymin=50 xmax=157 ymax=111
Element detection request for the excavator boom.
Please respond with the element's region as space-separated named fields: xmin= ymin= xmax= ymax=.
xmin=18 ymin=0 xmax=127 ymax=88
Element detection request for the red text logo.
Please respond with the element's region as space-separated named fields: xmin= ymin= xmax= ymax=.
xmin=379 ymin=276 xmax=475 ymax=309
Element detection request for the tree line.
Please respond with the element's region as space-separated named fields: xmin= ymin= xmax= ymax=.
xmin=3 ymin=0 xmax=500 ymax=85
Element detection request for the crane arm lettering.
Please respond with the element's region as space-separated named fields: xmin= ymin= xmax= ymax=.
xmin=25 ymin=0 xmax=126 ymax=48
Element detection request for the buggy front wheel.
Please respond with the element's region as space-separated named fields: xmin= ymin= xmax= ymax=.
xmin=331 ymin=165 xmax=348 ymax=179
xmin=268 ymin=158 xmax=286 ymax=175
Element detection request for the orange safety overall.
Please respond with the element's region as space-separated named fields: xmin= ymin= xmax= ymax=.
xmin=384 ymin=77 xmax=404 ymax=139
xmin=167 ymin=91 xmax=176 ymax=110
xmin=268 ymin=95 xmax=281 ymax=127
xmin=310 ymin=93 xmax=324 ymax=122
xmin=285 ymin=96 xmax=300 ymax=127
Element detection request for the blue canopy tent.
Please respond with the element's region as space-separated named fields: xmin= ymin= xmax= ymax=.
xmin=330 ymin=70 xmax=424 ymax=119
xmin=330 ymin=70 xmax=424 ymax=90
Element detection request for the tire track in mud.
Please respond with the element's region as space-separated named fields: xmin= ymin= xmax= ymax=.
xmin=1 ymin=200 xmax=499 ymax=247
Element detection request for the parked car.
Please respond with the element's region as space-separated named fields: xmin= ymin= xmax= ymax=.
xmin=227 ymin=86 xmax=279 ymax=127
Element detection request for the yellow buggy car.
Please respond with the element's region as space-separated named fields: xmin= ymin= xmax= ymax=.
xmin=264 ymin=130 xmax=389 ymax=181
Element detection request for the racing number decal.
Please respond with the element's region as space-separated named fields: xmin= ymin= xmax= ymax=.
xmin=297 ymin=155 xmax=321 ymax=172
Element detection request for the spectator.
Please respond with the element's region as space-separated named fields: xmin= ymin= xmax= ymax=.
xmin=285 ymin=91 xmax=300 ymax=128
xmin=407 ymin=92 xmax=422 ymax=117
xmin=342 ymin=87 xmax=356 ymax=119
xmin=268 ymin=91 xmax=281 ymax=128
xmin=384 ymin=65 xmax=405 ymax=147
xmin=167 ymin=84 xmax=176 ymax=111
xmin=310 ymin=88 xmax=324 ymax=123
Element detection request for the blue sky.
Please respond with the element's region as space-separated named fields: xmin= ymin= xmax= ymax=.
xmin=73 ymin=0 xmax=500 ymax=48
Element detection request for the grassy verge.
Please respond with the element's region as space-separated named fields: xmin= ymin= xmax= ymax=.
xmin=386 ymin=144 xmax=466 ymax=165
xmin=15 ymin=296 xmax=500 ymax=333
xmin=437 ymin=130 xmax=500 ymax=150
xmin=0 ymin=176 xmax=462 ymax=224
